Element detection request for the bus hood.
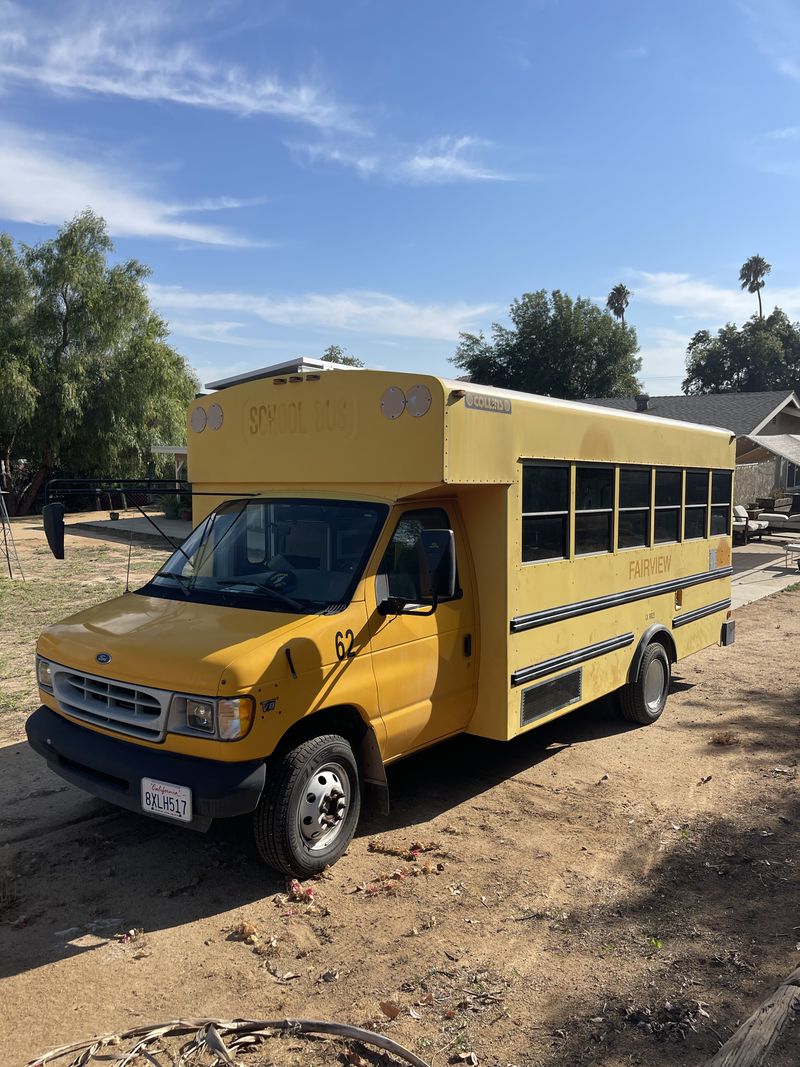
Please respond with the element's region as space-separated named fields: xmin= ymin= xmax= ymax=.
xmin=36 ymin=592 xmax=311 ymax=696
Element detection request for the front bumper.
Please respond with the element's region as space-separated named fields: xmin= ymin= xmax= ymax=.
xmin=26 ymin=705 xmax=266 ymax=832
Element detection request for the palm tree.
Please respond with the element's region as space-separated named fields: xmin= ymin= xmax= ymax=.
xmin=606 ymin=283 xmax=631 ymax=325
xmin=738 ymin=255 xmax=771 ymax=319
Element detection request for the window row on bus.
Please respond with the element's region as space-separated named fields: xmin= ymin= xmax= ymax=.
xmin=521 ymin=463 xmax=733 ymax=564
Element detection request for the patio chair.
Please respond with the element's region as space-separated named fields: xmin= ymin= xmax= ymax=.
xmin=733 ymin=505 xmax=768 ymax=542
xmin=732 ymin=513 xmax=748 ymax=544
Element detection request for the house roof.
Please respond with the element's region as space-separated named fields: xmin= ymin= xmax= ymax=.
xmin=738 ymin=434 xmax=800 ymax=467
xmin=583 ymin=390 xmax=800 ymax=437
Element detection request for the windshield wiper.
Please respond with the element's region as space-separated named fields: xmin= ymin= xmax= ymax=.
xmin=150 ymin=572 xmax=192 ymax=598
xmin=218 ymin=581 xmax=304 ymax=612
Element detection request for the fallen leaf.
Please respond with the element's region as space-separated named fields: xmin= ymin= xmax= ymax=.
xmin=379 ymin=1000 xmax=401 ymax=1020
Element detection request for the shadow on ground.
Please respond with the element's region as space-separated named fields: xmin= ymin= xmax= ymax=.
xmin=0 ymin=692 xmax=637 ymax=981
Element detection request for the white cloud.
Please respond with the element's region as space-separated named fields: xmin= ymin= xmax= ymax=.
xmin=168 ymin=320 xmax=269 ymax=347
xmin=636 ymin=327 xmax=692 ymax=393
xmin=150 ymin=283 xmax=497 ymax=341
xmin=292 ymin=143 xmax=380 ymax=179
xmin=633 ymin=270 xmax=800 ymax=321
xmin=764 ymin=125 xmax=800 ymax=140
xmin=740 ymin=0 xmax=800 ymax=91
xmin=397 ymin=136 xmax=515 ymax=184
xmin=0 ymin=125 xmax=256 ymax=245
xmin=0 ymin=3 xmax=358 ymax=132
xmin=292 ymin=134 xmax=520 ymax=185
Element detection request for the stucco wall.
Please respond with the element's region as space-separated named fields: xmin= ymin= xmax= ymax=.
xmin=735 ymin=459 xmax=781 ymax=505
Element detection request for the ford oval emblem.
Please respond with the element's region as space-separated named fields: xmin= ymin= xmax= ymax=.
xmin=96 ymin=652 xmax=112 ymax=665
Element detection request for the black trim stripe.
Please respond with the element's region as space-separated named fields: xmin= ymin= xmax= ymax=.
xmin=672 ymin=598 xmax=731 ymax=629
xmin=510 ymin=566 xmax=733 ymax=634
xmin=511 ymin=632 xmax=634 ymax=688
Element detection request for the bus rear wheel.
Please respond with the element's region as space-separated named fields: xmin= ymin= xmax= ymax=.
xmin=619 ymin=642 xmax=671 ymax=725
xmin=254 ymin=733 xmax=361 ymax=877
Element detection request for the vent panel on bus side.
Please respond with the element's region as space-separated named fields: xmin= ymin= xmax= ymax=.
xmin=520 ymin=669 xmax=582 ymax=726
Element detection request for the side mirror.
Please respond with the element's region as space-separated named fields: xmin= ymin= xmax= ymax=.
xmin=419 ymin=529 xmax=456 ymax=601
xmin=42 ymin=502 xmax=65 ymax=560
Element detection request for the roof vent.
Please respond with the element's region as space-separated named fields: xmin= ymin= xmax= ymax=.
xmin=206 ymin=357 xmax=329 ymax=391
xmin=635 ymin=394 xmax=650 ymax=412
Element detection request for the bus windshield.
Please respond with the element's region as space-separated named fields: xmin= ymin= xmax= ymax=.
xmin=141 ymin=498 xmax=388 ymax=614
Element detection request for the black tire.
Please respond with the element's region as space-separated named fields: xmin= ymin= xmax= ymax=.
xmin=253 ymin=733 xmax=361 ymax=877
xmin=619 ymin=642 xmax=671 ymax=725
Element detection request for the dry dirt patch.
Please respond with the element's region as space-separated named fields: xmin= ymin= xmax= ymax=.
xmin=0 ymin=523 xmax=798 ymax=1066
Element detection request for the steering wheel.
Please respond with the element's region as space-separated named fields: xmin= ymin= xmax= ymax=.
xmin=263 ymin=570 xmax=297 ymax=593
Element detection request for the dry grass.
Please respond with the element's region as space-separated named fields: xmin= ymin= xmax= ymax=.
xmin=0 ymin=533 xmax=169 ymax=742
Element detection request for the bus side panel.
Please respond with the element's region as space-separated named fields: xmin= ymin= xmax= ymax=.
xmin=672 ymin=603 xmax=732 ymax=662
xmin=504 ymin=463 xmax=734 ymax=741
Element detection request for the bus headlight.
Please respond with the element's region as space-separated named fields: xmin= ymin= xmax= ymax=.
xmin=36 ymin=656 xmax=53 ymax=689
xmin=186 ymin=698 xmax=215 ymax=733
xmin=217 ymin=696 xmax=255 ymax=741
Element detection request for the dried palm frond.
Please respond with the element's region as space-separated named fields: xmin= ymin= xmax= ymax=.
xmin=27 ymin=1017 xmax=431 ymax=1067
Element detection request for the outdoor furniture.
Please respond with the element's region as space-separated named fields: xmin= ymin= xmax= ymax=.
xmin=758 ymin=512 xmax=800 ymax=535
xmin=734 ymin=505 xmax=768 ymax=542
xmin=785 ymin=542 xmax=800 ymax=571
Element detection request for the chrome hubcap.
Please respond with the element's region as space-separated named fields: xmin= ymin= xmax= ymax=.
xmin=297 ymin=763 xmax=349 ymax=850
xmin=644 ymin=657 xmax=667 ymax=711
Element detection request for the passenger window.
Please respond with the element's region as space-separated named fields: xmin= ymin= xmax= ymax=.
xmin=522 ymin=464 xmax=569 ymax=562
xmin=710 ymin=471 xmax=732 ymax=535
xmin=380 ymin=508 xmax=458 ymax=602
xmin=655 ymin=469 xmax=681 ymax=544
xmin=575 ymin=466 xmax=613 ymax=555
xmin=618 ymin=468 xmax=651 ymax=549
xmin=684 ymin=470 xmax=709 ymax=540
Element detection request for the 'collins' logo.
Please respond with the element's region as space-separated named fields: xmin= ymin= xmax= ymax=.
xmin=96 ymin=652 xmax=112 ymax=665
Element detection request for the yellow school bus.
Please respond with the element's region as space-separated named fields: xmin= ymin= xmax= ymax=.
xmin=28 ymin=365 xmax=736 ymax=875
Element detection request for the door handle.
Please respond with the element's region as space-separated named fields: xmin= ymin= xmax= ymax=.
xmin=463 ymin=633 xmax=472 ymax=657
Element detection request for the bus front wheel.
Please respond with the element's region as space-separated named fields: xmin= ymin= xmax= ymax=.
xmin=253 ymin=733 xmax=361 ymax=877
xmin=619 ymin=642 xmax=671 ymax=725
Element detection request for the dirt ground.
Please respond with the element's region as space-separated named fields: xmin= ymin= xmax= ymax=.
xmin=1 ymin=518 xmax=799 ymax=1066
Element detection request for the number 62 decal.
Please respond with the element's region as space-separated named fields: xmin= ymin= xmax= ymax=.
xmin=335 ymin=629 xmax=356 ymax=660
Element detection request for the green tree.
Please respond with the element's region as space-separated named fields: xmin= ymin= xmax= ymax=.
xmin=452 ymin=289 xmax=641 ymax=400
xmin=321 ymin=344 xmax=364 ymax=367
xmin=682 ymin=310 xmax=800 ymax=394
xmin=0 ymin=211 xmax=198 ymax=514
xmin=0 ymin=234 xmax=37 ymax=493
xmin=738 ymin=254 xmax=771 ymax=319
xmin=606 ymin=283 xmax=631 ymax=325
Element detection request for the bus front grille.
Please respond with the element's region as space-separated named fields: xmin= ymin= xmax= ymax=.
xmin=51 ymin=667 xmax=170 ymax=741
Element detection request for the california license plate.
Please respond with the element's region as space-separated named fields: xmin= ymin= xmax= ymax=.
xmin=140 ymin=777 xmax=192 ymax=823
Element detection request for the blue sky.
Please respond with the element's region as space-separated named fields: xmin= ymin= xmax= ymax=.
xmin=2 ymin=0 xmax=800 ymax=394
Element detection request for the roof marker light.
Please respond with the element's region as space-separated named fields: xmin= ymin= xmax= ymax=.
xmin=381 ymin=386 xmax=406 ymax=420
xmin=407 ymin=384 xmax=432 ymax=417
xmin=190 ymin=406 xmax=207 ymax=432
